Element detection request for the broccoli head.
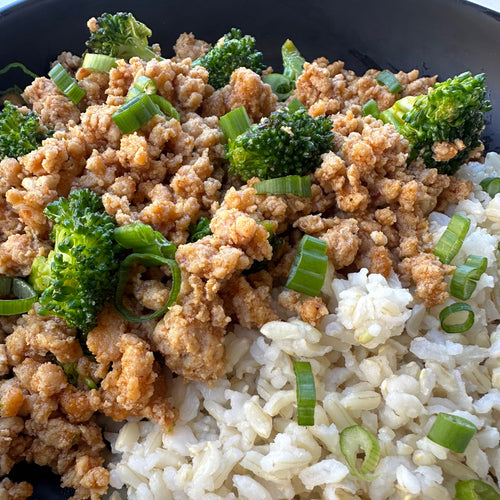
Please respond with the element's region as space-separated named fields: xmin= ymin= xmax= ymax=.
xmin=224 ymin=106 xmax=334 ymax=182
xmin=30 ymin=189 xmax=122 ymax=333
xmin=0 ymin=101 xmax=51 ymax=159
xmin=380 ymin=72 xmax=491 ymax=175
xmin=192 ymin=28 xmax=266 ymax=89
xmin=86 ymin=12 xmax=158 ymax=61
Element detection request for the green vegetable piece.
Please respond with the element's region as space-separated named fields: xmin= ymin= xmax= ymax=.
xmin=439 ymin=302 xmax=475 ymax=334
xmin=0 ymin=277 xmax=37 ymax=315
xmin=455 ymin=479 xmax=500 ymax=500
xmin=114 ymin=222 xmax=176 ymax=259
xmin=0 ymin=101 xmax=52 ymax=159
xmin=340 ymin=425 xmax=380 ymax=480
xmin=86 ymin=12 xmax=158 ymax=61
xmin=192 ymin=28 xmax=266 ymax=89
xmin=380 ymin=72 xmax=491 ymax=174
xmin=362 ymin=99 xmax=380 ymax=118
xmin=224 ymin=106 xmax=334 ymax=182
xmin=293 ymin=361 xmax=316 ymax=426
xmin=427 ymin=412 xmax=477 ymax=452
xmin=480 ymin=177 xmax=500 ymax=197
xmin=188 ymin=217 xmax=212 ymax=242
xmin=376 ymin=69 xmax=403 ymax=94
xmin=433 ymin=213 xmax=470 ymax=265
xmin=29 ymin=189 xmax=122 ymax=333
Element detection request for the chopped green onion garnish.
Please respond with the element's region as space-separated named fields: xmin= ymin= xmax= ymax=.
xmin=286 ymin=234 xmax=328 ymax=297
xmin=362 ymin=99 xmax=380 ymax=118
xmin=115 ymin=252 xmax=181 ymax=322
xmin=133 ymin=75 xmax=157 ymax=95
xmin=427 ymin=412 xmax=477 ymax=453
xmin=219 ymin=106 xmax=251 ymax=141
xmin=262 ymin=73 xmax=294 ymax=101
xmin=480 ymin=177 xmax=500 ymax=198
xmin=455 ymin=479 xmax=500 ymax=500
xmin=433 ymin=213 xmax=471 ymax=264
xmin=48 ymin=63 xmax=85 ymax=105
xmin=340 ymin=425 xmax=380 ymax=481
xmin=293 ymin=361 xmax=316 ymax=426
xmin=282 ymin=39 xmax=306 ymax=81
xmin=376 ymin=70 xmax=403 ymax=94
xmin=81 ymin=53 xmax=117 ymax=72
xmin=0 ymin=276 xmax=37 ymax=315
xmin=188 ymin=217 xmax=212 ymax=242
xmin=0 ymin=62 xmax=38 ymax=80
xmin=439 ymin=302 xmax=475 ymax=333
xmin=450 ymin=255 xmax=487 ymax=300
xmin=254 ymin=175 xmax=312 ymax=197
xmin=287 ymin=97 xmax=306 ymax=112
xmin=149 ymin=94 xmax=180 ymax=121
xmin=114 ymin=222 xmax=176 ymax=259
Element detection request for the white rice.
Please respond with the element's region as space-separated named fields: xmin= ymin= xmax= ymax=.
xmin=105 ymin=153 xmax=500 ymax=499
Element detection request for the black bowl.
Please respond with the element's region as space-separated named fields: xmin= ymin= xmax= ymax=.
xmin=0 ymin=0 xmax=499 ymax=498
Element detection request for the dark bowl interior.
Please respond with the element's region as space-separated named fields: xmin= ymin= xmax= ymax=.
xmin=0 ymin=0 xmax=499 ymax=497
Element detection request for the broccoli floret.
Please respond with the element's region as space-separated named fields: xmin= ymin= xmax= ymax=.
xmin=86 ymin=12 xmax=158 ymax=62
xmin=380 ymin=72 xmax=491 ymax=175
xmin=192 ymin=28 xmax=266 ymax=89
xmin=224 ymin=106 xmax=334 ymax=182
xmin=30 ymin=189 xmax=122 ymax=333
xmin=0 ymin=101 xmax=51 ymax=159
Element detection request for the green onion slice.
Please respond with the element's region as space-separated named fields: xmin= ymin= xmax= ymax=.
xmin=339 ymin=425 xmax=380 ymax=481
xmin=480 ymin=177 xmax=500 ymax=198
xmin=0 ymin=62 xmax=38 ymax=80
xmin=282 ymin=39 xmax=306 ymax=81
xmin=439 ymin=302 xmax=475 ymax=333
xmin=133 ymin=75 xmax=157 ymax=95
xmin=48 ymin=63 xmax=85 ymax=105
xmin=455 ymin=479 xmax=500 ymax=500
xmin=450 ymin=255 xmax=487 ymax=300
xmin=150 ymin=94 xmax=180 ymax=121
xmin=114 ymin=222 xmax=176 ymax=259
xmin=81 ymin=53 xmax=117 ymax=72
xmin=188 ymin=217 xmax=212 ymax=242
xmin=293 ymin=361 xmax=316 ymax=426
xmin=427 ymin=412 xmax=477 ymax=453
xmin=262 ymin=73 xmax=294 ymax=101
xmin=362 ymin=99 xmax=380 ymax=118
xmin=114 ymin=252 xmax=181 ymax=322
xmin=287 ymin=97 xmax=306 ymax=113
xmin=219 ymin=106 xmax=251 ymax=141
xmin=376 ymin=69 xmax=403 ymax=94
xmin=0 ymin=276 xmax=38 ymax=315
xmin=286 ymin=234 xmax=328 ymax=297
xmin=433 ymin=213 xmax=471 ymax=264
xmin=254 ymin=175 xmax=312 ymax=197
xmin=112 ymin=94 xmax=159 ymax=134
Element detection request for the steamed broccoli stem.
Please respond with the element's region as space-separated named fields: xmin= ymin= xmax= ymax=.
xmin=192 ymin=28 xmax=266 ymax=89
xmin=86 ymin=12 xmax=158 ymax=61
xmin=380 ymin=72 xmax=491 ymax=175
xmin=30 ymin=189 xmax=122 ymax=333
xmin=0 ymin=101 xmax=51 ymax=159
xmin=223 ymin=106 xmax=334 ymax=182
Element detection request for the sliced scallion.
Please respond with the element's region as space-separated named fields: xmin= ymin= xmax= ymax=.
xmin=439 ymin=302 xmax=475 ymax=333
xmin=254 ymin=175 xmax=312 ymax=197
xmin=433 ymin=213 xmax=471 ymax=264
xmin=450 ymin=255 xmax=487 ymax=300
xmin=480 ymin=177 xmax=500 ymax=198
xmin=293 ymin=360 xmax=316 ymax=426
xmin=48 ymin=63 xmax=85 ymax=105
xmin=282 ymin=39 xmax=306 ymax=81
xmin=150 ymin=94 xmax=180 ymax=121
xmin=114 ymin=252 xmax=181 ymax=322
xmin=262 ymin=73 xmax=294 ymax=101
xmin=112 ymin=93 xmax=159 ymax=134
xmin=339 ymin=425 xmax=380 ymax=481
xmin=287 ymin=97 xmax=306 ymax=112
xmin=362 ymin=99 xmax=380 ymax=118
xmin=81 ymin=53 xmax=117 ymax=72
xmin=0 ymin=62 xmax=38 ymax=80
xmin=286 ymin=234 xmax=328 ymax=297
xmin=427 ymin=412 xmax=477 ymax=453
xmin=114 ymin=222 xmax=176 ymax=259
xmin=375 ymin=69 xmax=403 ymax=94
xmin=133 ymin=75 xmax=157 ymax=95
xmin=0 ymin=276 xmax=37 ymax=315
xmin=455 ymin=479 xmax=500 ymax=500
xmin=219 ymin=106 xmax=251 ymax=141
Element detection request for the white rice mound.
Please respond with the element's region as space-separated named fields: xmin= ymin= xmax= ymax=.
xmin=106 ymin=153 xmax=500 ymax=500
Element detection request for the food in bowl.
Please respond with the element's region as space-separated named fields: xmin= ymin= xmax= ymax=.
xmin=0 ymin=11 xmax=499 ymax=500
